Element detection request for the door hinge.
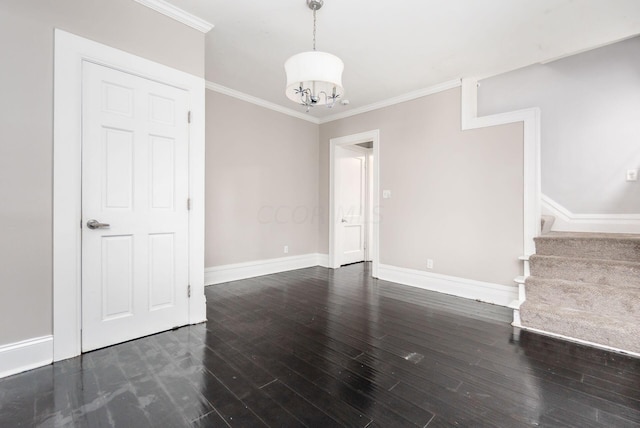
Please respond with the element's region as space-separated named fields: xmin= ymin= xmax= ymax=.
xmin=187 ymin=198 xmax=191 ymax=210
xmin=188 ymin=284 xmax=191 ymax=298
xmin=188 ymin=111 xmax=192 ymax=124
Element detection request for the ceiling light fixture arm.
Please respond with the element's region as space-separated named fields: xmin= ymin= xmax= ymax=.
xmin=294 ymin=84 xmax=340 ymax=110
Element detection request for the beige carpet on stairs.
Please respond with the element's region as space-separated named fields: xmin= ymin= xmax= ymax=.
xmin=520 ymin=231 xmax=640 ymax=354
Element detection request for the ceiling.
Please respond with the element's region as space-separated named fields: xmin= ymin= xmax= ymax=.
xmin=165 ymin=0 xmax=640 ymax=120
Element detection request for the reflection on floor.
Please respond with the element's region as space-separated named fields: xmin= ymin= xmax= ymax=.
xmin=1 ymin=263 xmax=639 ymax=427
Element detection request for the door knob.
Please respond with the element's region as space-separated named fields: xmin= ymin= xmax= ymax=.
xmin=87 ymin=219 xmax=110 ymax=230
xmin=341 ymin=219 xmax=348 ymax=223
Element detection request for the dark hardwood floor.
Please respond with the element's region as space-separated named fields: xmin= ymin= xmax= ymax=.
xmin=1 ymin=263 xmax=639 ymax=427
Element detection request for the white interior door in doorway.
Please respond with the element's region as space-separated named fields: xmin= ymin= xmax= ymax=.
xmin=336 ymin=146 xmax=366 ymax=265
xmin=81 ymin=62 xmax=190 ymax=352
xmin=328 ymin=130 xmax=379 ymax=276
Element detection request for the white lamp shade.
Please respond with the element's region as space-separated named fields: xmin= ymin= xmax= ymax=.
xmin=285 ymin=51 xmax=344 ymax=103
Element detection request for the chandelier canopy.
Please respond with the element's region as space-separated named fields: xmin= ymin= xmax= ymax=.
xmin=284 ymin=0 xmax=344 ymax=110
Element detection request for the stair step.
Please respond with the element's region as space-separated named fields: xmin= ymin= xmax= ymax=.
xmin=524 ymin=277 xmax=640 ymax=317
xmin=535 ymin=231 xmax=640 ymax=263
xmin=520 ymin=301 xmax=640 ymax=354
xmin=529 ymin=254 xmax=640 ymax=287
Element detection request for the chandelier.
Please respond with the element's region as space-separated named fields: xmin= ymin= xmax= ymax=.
xmin=285 ymin=0 xmax=344 ymax=110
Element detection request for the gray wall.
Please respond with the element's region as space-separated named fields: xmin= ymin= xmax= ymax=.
xmin=205 ymin=91 xmax=320 ymax=267
xmin=320 ymin=88 xmax=524 ymax=286
xmin=478 ymin=36 xmax=640 ymax=214
xmin=0 ymin=0 xmax=204 ymax=346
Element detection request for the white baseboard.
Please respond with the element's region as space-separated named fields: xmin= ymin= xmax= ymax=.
xmin=205 ymin=253 xmax=329 ymax=285
xmin=542 ymin=194 xmax=640 ymax=234
xmin=378 ymin=264 xmax=518 ymax=307
xmin=316 ymin=253 xmax=330 ymax=268
xmin=0 ymin=336 xmax=53 ymax=379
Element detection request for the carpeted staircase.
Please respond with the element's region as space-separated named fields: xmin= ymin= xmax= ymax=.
xmin=520 ymin=232 xmax=640 ymax=354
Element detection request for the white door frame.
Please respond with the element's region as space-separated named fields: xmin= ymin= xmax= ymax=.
xmin=53 ymin=30 xmax=206 ymax=362
xmin=329 ymin=130 xmax=380 ymax=277
xmin=364 ymin=150 xmax=374 ymax=262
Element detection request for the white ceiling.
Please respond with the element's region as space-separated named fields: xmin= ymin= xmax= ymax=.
xmin=165 ymin=0 xmax=640 ymax=119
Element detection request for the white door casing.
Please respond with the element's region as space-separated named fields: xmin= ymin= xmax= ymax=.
xmin=337 ymin=147 xmax=366 ymax=265
xmin=81 ymin=63 xmax=190 ymax=351
xmin=366 ymin=152 xmax=374 ymax=262
xmin=329 ymin=130 xmax=380 ymax=277
xmin=53 ymin=30 xmax=206 ymax=362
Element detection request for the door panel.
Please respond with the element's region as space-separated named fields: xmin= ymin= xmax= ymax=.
xmin=148 ymin=233 xmax=176 ymax=310
xmin=81 ymin=62 xmax=190 ymax=352
xmin=103 ymin=128 xmax=134 ymax=209
xmin=101 ymin=235 xmax=134 ymax=320
xmin=343 ymin=224 xmax=363 ymax=253
xmin=150 ymin=135 xmax=176 ymax=210
xmin=102 ymin=82 xmax=133 ymax=117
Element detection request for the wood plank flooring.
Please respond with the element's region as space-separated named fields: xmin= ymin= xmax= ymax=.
xmin=1 ymin=263 xmax=639 ymax=427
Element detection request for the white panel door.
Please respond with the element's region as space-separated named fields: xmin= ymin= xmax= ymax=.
xmin=337 ymin=147 xmax=366 ymax=265
xmin=81 ymin=62 xmax=190 ymax=352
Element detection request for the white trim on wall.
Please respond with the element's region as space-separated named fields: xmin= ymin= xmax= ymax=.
xmin=542 ymin=194 xmax=640 ymax=233
xmin=329 ymin=130 xmax=381 ymax=278
xmin=378 ymin=264 xmax=518 ymax=307
xmin=133 ymin=0 xmax=214 ymax=33
xmin=205 ymin=80 xmax=462 ymax=126
xmin=53 ymin=29 xmax=206 ymax=362
xmin=319 ymin=79 xmax=462 ymax=124
xmin=316 ymin=253 xmax=330 ymax=268
xmin=461 ymin=78 xmax=541 ymax=262
xmin=0 ymin=336 xmax=53 ymax=379
xmin=203 ymin=257 xmax=517 ymax=308
xmin=206 ymin=81 xmax=320 ymax=124
xmin=205 ymin=254 xmax=328 ymax=285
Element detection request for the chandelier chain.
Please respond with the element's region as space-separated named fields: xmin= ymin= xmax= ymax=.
xmin=313 ymin=8 xmax=317 ymax=51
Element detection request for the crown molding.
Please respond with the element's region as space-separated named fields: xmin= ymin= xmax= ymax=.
xmin=205 ymin=81 xmax=321 ymax=124
xmin=133 ymin=0 xmax=214 ymax=33
xmin=205 ymin=80 xmax=464 ymax=125
xmin=538 ymin=34 xmax=639 ymax=65
xmin=318 ymin=79 xmax=462 ymax=124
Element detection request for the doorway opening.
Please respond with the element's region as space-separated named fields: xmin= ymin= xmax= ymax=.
xmin=329 ymin=130 xmax=380 ymax=278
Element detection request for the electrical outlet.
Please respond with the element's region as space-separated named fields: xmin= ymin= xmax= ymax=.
xmin=627 ymin=169 xmax=638 ymax=182
xmin=284 ymin=245 xmax=289 ymax=254
xmin=427 ymin=259 xmax=434 ymax=269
